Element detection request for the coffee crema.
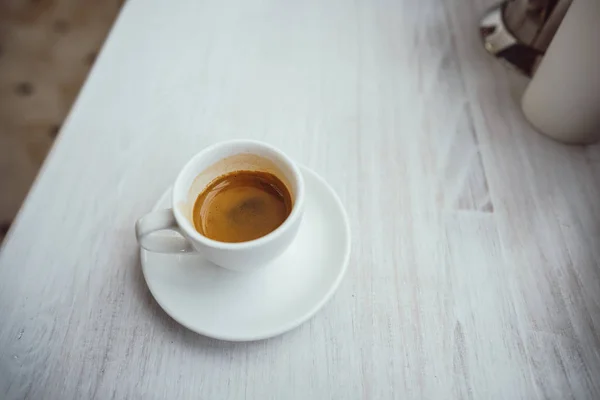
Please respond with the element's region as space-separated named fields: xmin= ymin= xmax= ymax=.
xmin=192 ymin=170 xmax=292 ymax=243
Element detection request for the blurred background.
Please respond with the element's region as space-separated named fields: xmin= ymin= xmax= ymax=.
xmin=0 ymin=0 xmax=123 ymax=241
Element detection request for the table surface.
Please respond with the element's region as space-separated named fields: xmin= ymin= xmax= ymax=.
xmin=2 ymin=0 xmax=600 ymax=398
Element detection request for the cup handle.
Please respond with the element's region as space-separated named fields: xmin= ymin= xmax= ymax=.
xmin=135 ymin=209 xmax=195 ymax=253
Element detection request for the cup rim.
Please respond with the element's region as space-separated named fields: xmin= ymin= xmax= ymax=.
xmin=172 ymin=139 xmax=305 ymax=250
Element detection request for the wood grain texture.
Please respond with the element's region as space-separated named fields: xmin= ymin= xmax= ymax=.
xmin=1 ymin=0 xmax=599 ymax=398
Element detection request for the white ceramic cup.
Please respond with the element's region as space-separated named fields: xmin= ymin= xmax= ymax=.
xmin=135 ymin=140 xmax=305 ymax=272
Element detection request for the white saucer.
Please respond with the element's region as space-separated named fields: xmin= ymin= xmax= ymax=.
xmin=141 ymin=166 xmax=351 ymax=341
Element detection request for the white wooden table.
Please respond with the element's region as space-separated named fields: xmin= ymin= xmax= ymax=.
xmin=1 ymin=0 xmax=600 ymax=398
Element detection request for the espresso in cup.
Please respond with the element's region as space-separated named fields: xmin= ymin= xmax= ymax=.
xmin=192 ymin=170 xmax=292 ymax=243
xmin=136 ymin=140 xmax=305 ymax=271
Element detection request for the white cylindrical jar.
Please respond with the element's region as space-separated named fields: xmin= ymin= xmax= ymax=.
xmin=521 ymin=0 xmax=600 ymax=144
